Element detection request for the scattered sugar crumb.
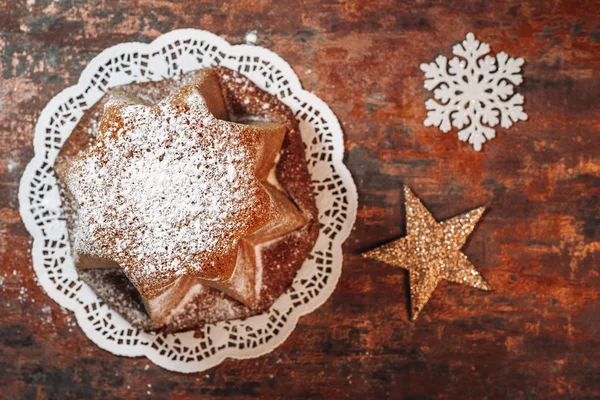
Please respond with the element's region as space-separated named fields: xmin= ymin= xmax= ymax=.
xmin=243 ymin=30 xmax=258 ymax=44
xmin=7 ymin=157 xmax=19 ymax=173
xmin=18 ymin=286 xmax=30 ymax=303
xmin=42 ymin=305 xmax=53 ymax=324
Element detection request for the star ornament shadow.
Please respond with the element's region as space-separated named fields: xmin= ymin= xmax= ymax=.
xmin=362 ymin=186 xmax=491 ymax=320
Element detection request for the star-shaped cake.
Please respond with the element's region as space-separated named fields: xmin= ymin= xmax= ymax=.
xmin=55 ymin=68 xmax=318 ymax=330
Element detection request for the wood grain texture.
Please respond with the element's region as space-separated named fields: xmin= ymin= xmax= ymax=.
xmin=0 ymin=0 xmax=599 ymax=398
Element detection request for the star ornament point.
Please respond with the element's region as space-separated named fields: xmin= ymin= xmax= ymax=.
xmin=363 ymin=186 xmax=491 ymax=320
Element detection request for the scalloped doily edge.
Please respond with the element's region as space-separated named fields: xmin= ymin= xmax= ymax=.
xmin=18 ymin=29 xmax=357 ymax=373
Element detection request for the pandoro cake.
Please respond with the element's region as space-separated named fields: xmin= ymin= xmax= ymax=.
xmin=55 ymin=67 xmax=319 ymax=333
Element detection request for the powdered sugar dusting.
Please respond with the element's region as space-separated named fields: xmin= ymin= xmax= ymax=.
xmin=66 ymin=85 xmax=267 ymax=295
xmin=166 ymin=283 xmax=241 ymax=328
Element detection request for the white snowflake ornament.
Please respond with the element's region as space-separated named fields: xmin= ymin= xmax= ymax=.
xmin=421 ymin=33 xmax=528 ymax=151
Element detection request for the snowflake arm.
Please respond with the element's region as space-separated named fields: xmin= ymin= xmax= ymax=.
xmin=421 ymin=55 xmax=449 ymax=91
xmin=452 ymin=33 xmax=490 ymax=70
xmin=494 ymin=52 xmax=524 ymax=86
xmin=424 ymin=97 xmax=454 ymax=133
xmin=457 ymin=104 xmax=496 ymax=152
xmin=498 ymin=93 xmax=527 ymax=129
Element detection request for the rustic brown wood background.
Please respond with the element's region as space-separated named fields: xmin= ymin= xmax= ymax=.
xmin=1 ymin=0 xmax=599 ymax=398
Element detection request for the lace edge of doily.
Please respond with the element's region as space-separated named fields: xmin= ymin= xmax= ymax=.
xmin=18 ymin=29 xmax=358 ymax=373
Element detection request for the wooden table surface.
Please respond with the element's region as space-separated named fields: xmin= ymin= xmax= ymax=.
xmin=1 ymin=1 xmax=599 ymax=398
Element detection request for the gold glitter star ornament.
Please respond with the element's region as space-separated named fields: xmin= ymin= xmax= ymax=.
xmin=363 ymin=186 xmax=491 ymax=320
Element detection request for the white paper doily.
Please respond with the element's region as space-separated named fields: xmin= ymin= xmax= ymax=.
xmin=18 ymin=29 xmax=357 ymax=373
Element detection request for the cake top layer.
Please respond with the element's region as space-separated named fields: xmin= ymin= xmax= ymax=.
xmin=63 ymin=72 xmax=286 ymax=298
